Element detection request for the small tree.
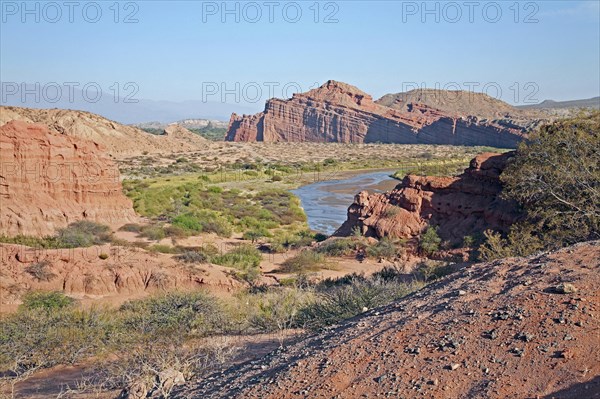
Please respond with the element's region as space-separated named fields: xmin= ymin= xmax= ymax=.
xmin=501 ymin=112 xmax=600 ymax=248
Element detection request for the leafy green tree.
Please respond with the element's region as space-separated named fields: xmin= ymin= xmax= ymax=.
xmin=501 ymin=112 xmax=599 ymax=247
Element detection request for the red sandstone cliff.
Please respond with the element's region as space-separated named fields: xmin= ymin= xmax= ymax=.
xmin=0 ymin=120 xmax=137 ymax=236
xmin=226 ymin=81 xmax=531 ymax=148
xmin=335 ymin=152 xmax=521 ymax=245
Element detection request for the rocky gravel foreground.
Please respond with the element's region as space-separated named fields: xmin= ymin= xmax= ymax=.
xmin=175 ymin=241 xmax=600 ymax=399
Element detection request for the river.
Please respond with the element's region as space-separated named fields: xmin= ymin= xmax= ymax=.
xmin=291 ymin=169 xmax=400 ymax=236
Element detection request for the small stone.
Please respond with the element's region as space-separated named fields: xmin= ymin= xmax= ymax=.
xmin=449 ymin=363 xmax=460 ymax=371
xmin=511 ymin=347 xmax=525 ymax=356
xmin=553 ymin=283 xmax=578 ymax=294
xmin=457 ymin=290 xmax=467 ymax=296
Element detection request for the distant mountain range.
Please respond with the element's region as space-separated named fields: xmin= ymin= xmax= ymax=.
xmin=132 ymin=119 xmax=229 ymax=130
xmin=0 ymin=85 xmax=250 ymax=124
xmin=517 ymin=97 xmax=600 ymax=110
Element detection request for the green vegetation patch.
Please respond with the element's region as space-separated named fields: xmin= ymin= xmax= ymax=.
xmin=124 ymin=177 xmax=306 ymax=238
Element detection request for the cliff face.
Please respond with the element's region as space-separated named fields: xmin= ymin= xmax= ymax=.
xmin=226 ymin=81 xmax=530 ymax=148
xmin=0 ymin=120 xmax=137 ymax=236
xmin=335 ymin=152 xmax=521 ymax=245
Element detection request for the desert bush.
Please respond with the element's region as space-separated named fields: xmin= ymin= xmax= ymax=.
xmin=119 ymin=223 xmax=142 ymax=233
xmin=0 ymin=306 xmax=115 ymax=386
xmin=212 ymin=245 xmax=262 ymax=284
xmin=139 ymin=225 xmax=167 ymax=241
xmin=89 ymin=338 xmax=236 ymax=399
xmin=249 ymin=288 xmax=314 ymax=339
xmin=478 ymin=225 xmax=544 ymax=261
xmin=415 ymin=260 xmax=454 ymax=281
xmin=212 ymin=245 xmax=261 ymax=269
xmin=57 ymin=221 xmax=112 ymax=248
xmin=383 ymin=206 xmax=401 ymax=218
xmin=366 ymin=238 xmax=399 ymax=259
xmin=171 ymin=213 xmax=203 ymax=233
xmin=279 ymin=250 xmax=328 ymax=273
xmin=269 ymin=231 xmax=314 ymax=253
xmin=119 ymin=291 xmax=225 ymax=336
xmin=0 ymin=222 xmax=112 ymax=249
xmin=418 ymin=226 xmax=441 ymax=255
xmin=316 ymin=238 xmax=357 ymax=257
xmin=0 ymin=235 xmax=63 ymax=249
xmin=99 ymin=253 xmax=109 ymax=260
xmin=163 ymin=225 xmax=189 ymax=238
xmin=175 ymin=250 xmax=209 ymax=264
xmin=149 ymin=244 xmax=178 ymax=254
xmin=500 ymin=113 xmax=599 ymax=249
xmin=19 ymin=291 xmax=74 ymax=311
xmin=24 ymin=261 xmax=56 ymax=282
xmin=172 ymin=212 xmax=233 ymax=237
xmin=242 ymin=228 xmax=270 ymax=243
xmin=299 ymin=277 xmax=422 ymax=330
xmin=371 ymin=265 xmax=406 ymax=282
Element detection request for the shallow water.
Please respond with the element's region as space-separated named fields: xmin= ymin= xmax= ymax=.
xmin=292 ymin=170 xmax=399 ymax=235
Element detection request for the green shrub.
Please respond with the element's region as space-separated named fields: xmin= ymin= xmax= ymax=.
xmin=0 ymin=306 xmax=116 ymax=377
xmin=149 ymin=244 xmax=178 ymax=254
xmin=478 ymin=225 xmax=543 ymax=261
xmin=371 ymin=265 xmax=405 ymax=282
xmin=56 ymin=221 xmax=112 ymax=248
xmin=0 ymin=235 xmax=63 ymax=249
xmin=172 ymin=212 xmax=233 ymax=237
xmin=118 ymin=223 xmax=142 ymax=233
xmin=366 ymin=238 xmax=399 ymax=259
xmin=212 ymin=245 xmax=262 ymax=285
xmin=299 ymin=278 xmax=422 ymax=330
xmin=418 ymin=226 xmax=441 ymax=256
xmin=212 ymin=245 xmax=262 ymax=270
xmin=462 ymin=235 xmax=475 ymax=248
xmin=119 ymin=291 xmax=225 ymax=336
xmin=172 ymin=213 xmax=203 ymax=233
xmin=383 ymin=206 xmax=401 ymax=218
xmin=415 ymin=260 xmax=454 ymax=281
xmin=176 ymin=251 xmax=209 ymax=264
xmin=139 ymin=225 xmax=167 ymax=241
xmin=163 ymin=225 xmax=189 ymax=238
xmin=202 ymin=218 xmax=233 ymax=237
xmin=249 ymin=288 xmax=314 ymax=334
xmin=269 ymin=231 xmax=314 ymax=252
xmin=98 ymin=253 xmax=109 ymax=260
xmin=279 ymin=250 xmax=328 ymax=273
xmin=20 ymin=291 xmax=74 ymax=311
xmin=316 ymin=238 xmax=357 ymax=257
xmin=243 ymin=228 xmax=270 ymax=243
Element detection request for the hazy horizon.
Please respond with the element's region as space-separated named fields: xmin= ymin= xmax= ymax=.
xmin=2 ymin=0 xmax=599 ymax=118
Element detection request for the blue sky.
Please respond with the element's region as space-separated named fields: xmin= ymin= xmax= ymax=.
xmin=1 ymin=0 xmax=599 ymax=112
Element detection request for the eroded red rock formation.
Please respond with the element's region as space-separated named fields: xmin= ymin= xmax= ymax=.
xmin=335 ymin=152 xmax=521 ymax=245
xmin=226 ymin=81 xmax=529 ymax=148
xmin=0 ymin=120 xmax=137 ymax=236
